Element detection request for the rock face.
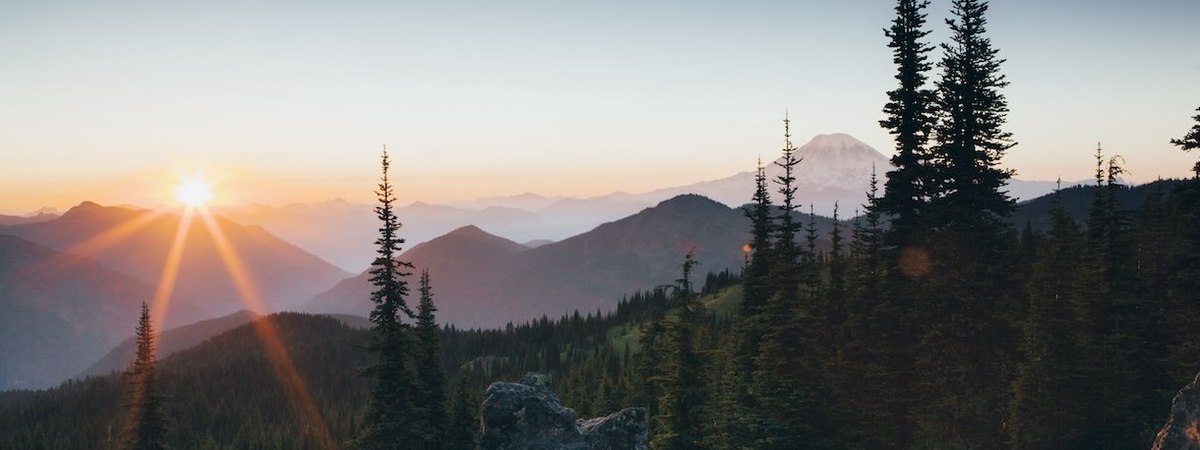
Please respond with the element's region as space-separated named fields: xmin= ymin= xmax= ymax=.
xmin=1153 ymin=372 xmax=1200 ymax=449
xmin=480 ymin=373 xmax=649 ymax=450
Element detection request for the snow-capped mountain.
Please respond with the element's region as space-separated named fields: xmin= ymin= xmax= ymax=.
xmin=633 ymin=133 xmax=891 ymax=216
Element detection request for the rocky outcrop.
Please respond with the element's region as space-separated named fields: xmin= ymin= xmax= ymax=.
xmin=480 ymin=373 xmax=649 ymax=450
xmin=578 ymin=408 xmax=649 ymax=450
xmin=1153 ymin=372 xmax=1200 ymax=449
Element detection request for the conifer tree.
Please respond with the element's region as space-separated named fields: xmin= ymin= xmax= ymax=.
xmin=1008 ymin=187 xmax=1088 ymax=447
xmin=839 ymin=166 xmax=913 ymax=447
xmin=740 ymin=157 xmax=775 ymax=320
xmin=929 ymin=0 xmax=1016 ymax=224
xmin=415 ymin=269 xmax=447 ymax=448
xmin=1074 ymin=151 xmax=1161 ymax=447
xmin=1171 ymin=106 xmax=1200 ymax=177
xmin=826 ymin=202 xmax=846 ymax=326
xmin=850 ymin=167 xmax=884 ymax=287
xmin=910 ymin=2 xmax=1019 ymax=445
xmin=632 ymin=318 xmax=666 ymax=415
xmin=718 ymin=157 xmax=775 ymax=446
xmin=879 ymin=0 xmax=936 ymax=243
xmin=771 ymin=114 xmax=803 ymax=281
xmin=119 ymin=302 xmax=167 ymax=450
xmin=803 ymin=204 xmax=818 ymax=265
xmin=445 ymin=376 xmax=478 ymax=450
xmin=751 ymin=115 xmax=824 ymax=448
xmin=650 ymin=252 xmax=706 ymax=450
xmin=356 ymin=147 xmax=426 ymax=449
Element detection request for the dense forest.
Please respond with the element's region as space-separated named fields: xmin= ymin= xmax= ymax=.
xmin=3 ymin=0 xmax=1200 ymax=448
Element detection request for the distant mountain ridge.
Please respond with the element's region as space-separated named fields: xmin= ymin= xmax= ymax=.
xmin=1011 ymin=179 xmax=1187 ymax=230
xmin=214 ymin=133 xmax=1062 ymax=272
xmin=1 ymin=202 xmax=350 ymax=316
xmin=0 ymin=212 xmax=58 ymax=226
xmin=306 ymin=194 xmax=844 ymax=328
xmin=80 ymin=310 xmax=260 ymax=379
xmin=0 ymin=235 xmax=201 ymax=390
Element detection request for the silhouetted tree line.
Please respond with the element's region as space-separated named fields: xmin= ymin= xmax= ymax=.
xmin=628 ymin=1 xmax=1200 ymax=448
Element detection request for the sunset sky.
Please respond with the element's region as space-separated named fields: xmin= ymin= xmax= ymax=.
xmin=2 ymin=0 xmax=1197 ymax=214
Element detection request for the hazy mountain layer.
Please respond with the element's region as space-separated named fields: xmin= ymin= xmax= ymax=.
xmin=217 ymin=134 xmax=1061 ymax=272
xmin=0 ymin=235 xmax=201 ymax=390
xmin=1 ymin=202 xmax=350 ymax=316
xmin=306 ymin=194 xmax=843 ymax=328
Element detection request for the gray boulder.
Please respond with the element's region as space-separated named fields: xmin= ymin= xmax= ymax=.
xmin=579 ymin=407 xmax=650 ymax=450
xmin=1153 ymin=371 xmax=1200 ymax=449
xmin=480 ymin=373 xmax=649 ymax=450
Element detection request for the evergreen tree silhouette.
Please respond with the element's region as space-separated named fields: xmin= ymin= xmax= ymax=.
xmin=879 ymin=0 xmax=937 ymax=243
xmin=910 ymin=1 xmax=1020 ymax=445
xmin=751 ymin=115 xmax=824 ymax=448
xmin=415 ymin=269 xmax=447 ymax=448
xmin=1170 ymin=106 xmax=1200 ymax=177
xmin=930 ymin=0 xmax=1016 ymax=224
xmin=650 ymin=252 xmax=705 ymax=450
xmin=356 ymin=146 xmax=426 ymax=449
xmin=119 ymin=302 xmax=167 ymax=450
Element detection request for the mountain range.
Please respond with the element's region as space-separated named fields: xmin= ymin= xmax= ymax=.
xmin=0 ymin=203 xmax=349 ymax=388
xmin=305 ymin=194 xmax=843 ymax=329
xmin=217 ymin=133 xmax=1062 ymax=272
xmin=1 ymin=202 xmax=349 ymax=315
xmin=0 ymin=175 xmax=1173 ymax=390
xmin=0 ymin=135 xmax=1085 ymax=390
xmin=0 ymin=234 xmax=200 ymax=389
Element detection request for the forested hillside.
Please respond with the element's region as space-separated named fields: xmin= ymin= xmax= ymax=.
xmin=0 ymin=282 xmax=727 ymax=448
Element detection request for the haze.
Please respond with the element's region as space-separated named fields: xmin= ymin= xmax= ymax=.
xmin=1 ymin=0 xmax=1197 ymax=213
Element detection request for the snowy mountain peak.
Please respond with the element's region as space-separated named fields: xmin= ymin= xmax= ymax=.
xmin=782 ymin=133 xmax=889 ymax=167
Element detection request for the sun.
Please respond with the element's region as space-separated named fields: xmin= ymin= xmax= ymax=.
xmin=174 ymin=177 xmax=214 ymax=208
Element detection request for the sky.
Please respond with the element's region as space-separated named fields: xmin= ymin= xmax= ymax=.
xmin=1 ymin=0 xmax=1197 ymax=214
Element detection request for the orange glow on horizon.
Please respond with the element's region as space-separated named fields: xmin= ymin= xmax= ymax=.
xmin=12 ymin=173 xmax=338 ymax=446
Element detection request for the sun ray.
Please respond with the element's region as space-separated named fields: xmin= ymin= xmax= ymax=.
xmin=67 ymin=208 xmax=169 ymax=257
xmin=12 ymin=207 xmax=169 ymax=287
xmin=147 ymin=208 xmax=194 ymax=335
xmin=198 ymin=209 xmax=336 ymax=448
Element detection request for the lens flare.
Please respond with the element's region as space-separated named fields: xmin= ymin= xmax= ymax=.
xmin=199 ymin=210 xmax=336 ymax=448
xmin=174 ymin=177 xmax=214 ymax=208
xmin=148 ymin=209 xmax=194 ymax=334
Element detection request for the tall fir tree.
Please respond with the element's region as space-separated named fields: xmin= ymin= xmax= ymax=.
xmin=356 ymin=147 xmax=427 ymax=449
xmin=741 ymin=157 xmax=775 ymax=320
xmin=650 ymin=252 xmax=706 ymax=450
xmin=850 ymin=167 xmax=884 ymax=291
xmin=839 ymin=166 xmax=915 ymax=447
xmin=1074 ymin=151 xmax=1162 ymax=447
xmin=119 ymin=302 xmax=167 ymax=450
xmin=751 ymin=115 xmax=824 ymax=448
xmin=827 ymin=202 xmax=845 ymax=316
xmin=929 ymin=0 xmax=1016 ymax=225
xmin=878 ymin=0 xmax=936 ymax=243
xmin=715 ymin=157 xmax=776 ymax=447
xmin=1171 ymin=106 xmax=1200 ymax=177
xmin=910 ymin=1 xmax=1019 ymax=445
xmin=415 ymin=269 xmax=447 ymax=448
